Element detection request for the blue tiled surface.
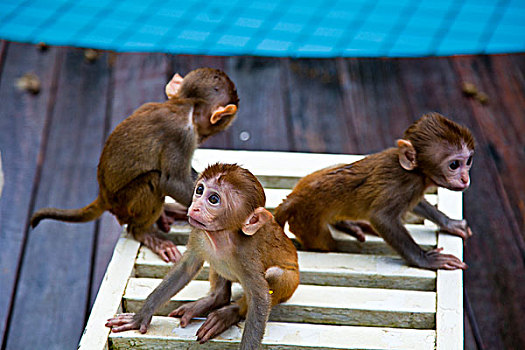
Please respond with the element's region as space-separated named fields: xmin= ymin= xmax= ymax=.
xmin=0 ymin=0 xmax=523 ymax=57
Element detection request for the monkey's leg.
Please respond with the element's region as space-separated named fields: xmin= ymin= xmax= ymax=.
xmin=169 ymin=269 xmax=232 ymax=327
xmin=332 ymin=220 xmax=378 ymax=242
xmin=265 ymin=266 xmax=300 ymax=306
xmin=412 ymin=199 xmax=473 ymax=240
xmin=290 ymin=218 xmax=337 ymax=251
xmin=122 ymin=173 xmax=183 ymax=262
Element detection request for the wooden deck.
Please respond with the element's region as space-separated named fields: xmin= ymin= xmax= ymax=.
xmin=0 ymin=41 xmax=523 ymax=349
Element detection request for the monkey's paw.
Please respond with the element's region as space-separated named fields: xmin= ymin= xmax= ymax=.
xmin=196 ymin=306 xmax=241 ymax=344
xmin=105 ymin=313 xmax=151 ymax=333
xmin=439 ymin=219 xmax=473 ymax=242
xmin=424 ymin=248 xmax=468 ymax=270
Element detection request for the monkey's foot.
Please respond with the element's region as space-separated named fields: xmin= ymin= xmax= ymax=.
xmin=157 ymin=202 xmax=188 ymax=232
xmin=423 ymin=248 xmax=468 ymax=270
xmin=196 ymin=305 xmax=241 ymax=344
xmin=332 ymin=220 xmax=378 ymax=242
xmin=169 ymin=297 xmax=218 ymax=327
xmin=105 ymin=313 xmax=151 ymax=334
xmin=142 ymin=232 xmax=182 ymax=263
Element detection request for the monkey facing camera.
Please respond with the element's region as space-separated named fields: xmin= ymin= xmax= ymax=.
xmin=275 ymin=112 xmax=475 ymax=271
xmin=106 ymin=163 xmax=300 ymax=349
xmin=30 ymin=68 xmax=239 ymax=263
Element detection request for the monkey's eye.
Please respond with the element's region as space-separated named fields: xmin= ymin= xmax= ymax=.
xmin=208 ymin=194 xmax=220 ymax=205
xmin=195 ymin=184 xmax=204 ymax=195
xmin=449 ymin=160 xmax=460 ymax=170
xmin=467 ymin=156 xmax=473 ymax=166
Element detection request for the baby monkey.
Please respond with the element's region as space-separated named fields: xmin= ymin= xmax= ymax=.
xmin=275 ymin=112 xmax=474 ymax=270
xmin=31 ymin=68 xmax=239 ymax=262
xmin=106 ymin=163 xmax=300 ymax=349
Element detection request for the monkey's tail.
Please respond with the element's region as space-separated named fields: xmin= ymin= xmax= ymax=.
xmin=30 ymin=197 xmax=106 ymax=228
xmin=274 ymin=199 xmax=293 ymax=228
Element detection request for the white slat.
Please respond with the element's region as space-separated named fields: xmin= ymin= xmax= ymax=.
xmin=135 ymin=246 xmax=436 ymax=290
xmin=123 ymin=279 xmax=436 ymax=329
xmin=109 ymin=317 xmax=436 ymax=350
xmin=436 ymin=188 xmax=464 ymax=350
xmin=166 ymin=223 xmax=437 ymax=255
xmin=78 ymin=233 xmax=141 ymax=350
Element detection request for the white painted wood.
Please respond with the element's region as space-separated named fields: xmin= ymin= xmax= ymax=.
xmin=78 ymin=233 xmax=141 ymax=350
xmin=109 ymin=316 xmax=436 ymax=350
xmin=166 ymin=223 xmax=437 ymax=255
xmin=136 ymin=246 xmax=436 ymax=290
xmin=435 ymin=187 xmax=464 ymax=350
xmin=124 ymin=279 xmax=436 ymax=329
xmin=193 ymin=149 xmax=364 ymax=177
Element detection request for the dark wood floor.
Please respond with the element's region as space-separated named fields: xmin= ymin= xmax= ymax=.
xmin=0 ymin=41 xmax=523 ymax=350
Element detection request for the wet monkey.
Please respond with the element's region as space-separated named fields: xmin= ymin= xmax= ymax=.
xmin=106 ymin=163 xmax=300 ymax=349
xmin=31 ymin=68 xmax=239 ymax=262
xmin=275 ymin=112 xmax=475 ymax=270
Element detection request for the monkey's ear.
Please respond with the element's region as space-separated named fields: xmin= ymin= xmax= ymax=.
xmin=397 ymin=139 xmax=417 ymax=170
xmin=210 ymin=104 xmax=237 ymax=124
xmin=165 ymin=73 xmax=184 ymax=99
xmin=242 ymin=207 xmax=272 ymax=236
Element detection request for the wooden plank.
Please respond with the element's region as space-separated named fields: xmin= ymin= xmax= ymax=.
xmin=0 ymin=42 xmax=59 ymax=345
xmin=164 ymin=223 xmax=437 ymax=255
xmin=93 ymin=52 xmax=170 ymax=307
xmin=5 ymin=47 xmax=110 ymax=350
xmin=435 ymin=188 xmax=464 ymax=350
xmin=109 ymin=317 xmax=436 ymax=350
xmin=338 ymin=58 xmax=415 ymax=154
xmin=135 ymin=246 xmax=436 ymax=291
xmin=124 ymin=279 xmax=436 ymax=329
xmin=284 ymin=59 xmax=355 ymax=154
xmin=79 ymin=234 xmax=141 ymax=350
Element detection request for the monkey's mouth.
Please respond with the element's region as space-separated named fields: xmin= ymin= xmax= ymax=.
xmin=188 ymin=216 xmax=207 ymax=229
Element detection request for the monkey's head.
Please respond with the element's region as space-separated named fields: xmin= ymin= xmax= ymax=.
xmin=397 ymin=112 xmax=475 ymax=191
xmin=188 ymin=163 xmax=272 ymax=235
xmin=166 ymin=68 xmax=239 ymax=142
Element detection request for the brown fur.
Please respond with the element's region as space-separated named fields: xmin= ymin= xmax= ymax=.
xmin=106 ymin=164 xmax=299 ymax=349
xmin=30 ymin=68 xmax=239 ymax=263
xmin=275 ymin=112 xmax=474 ymax=270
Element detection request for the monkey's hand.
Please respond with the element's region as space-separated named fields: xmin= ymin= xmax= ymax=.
xmin=157 ymin=202 xmax=189 ymax=232
xmin=105 ymin=312 xmax=152 ymax=334
xmin=196 ymin=305 xmax=241 ymax=344
xmin=439 ymin=219 xmax=473 ymax=242
xmin=142 ymin=232 xmax=182 ymax=263
xmin=423 ymin=248 xmax=468 ymax=270
xmin=169 ymin=297 xmax=218 ymax=327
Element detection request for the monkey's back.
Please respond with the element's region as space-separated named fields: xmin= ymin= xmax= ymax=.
xmin=98 ymin=101 xmax=195 ymax=199
xmin=276 ymin=148 xmax=426 ymax=224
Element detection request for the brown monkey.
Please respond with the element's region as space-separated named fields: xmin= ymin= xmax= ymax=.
xmin=106 ymin=163 xmax=300 ymax=349
xmin=275 ymin=112 xmax=474 ymax=270
xmin=30 ymin=68 xmax=239 ymax=262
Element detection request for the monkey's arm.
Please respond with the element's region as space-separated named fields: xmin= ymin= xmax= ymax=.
xmin=412 ymin=199 xmax=473 ymax=240
xmin=370 ymin=212 xmax=467 ymax=270
xmin=169 ymin=268 xmax=232 ymax=327
xmin=238 ymin=268 xmax=272 ymax=349
xmin=106 ymin=250 xmax=204 ymax=333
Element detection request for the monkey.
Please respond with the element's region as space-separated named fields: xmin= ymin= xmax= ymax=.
xmin=30 ymin=68 xmax=239 ymax=263
xmin=274 ymin=112 xmax=474 ymax=271
xmin=105 ymin=163 xmax=300 ymax=349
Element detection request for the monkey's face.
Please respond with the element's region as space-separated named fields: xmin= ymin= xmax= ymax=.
xmin=188 ymin=178 xmax=237 ymax=232
xmin=428 ymin=144 xmax=474 ymax=191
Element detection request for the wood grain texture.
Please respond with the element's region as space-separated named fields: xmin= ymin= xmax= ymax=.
xmin=0 ymin=42 xmax=59 ymax=344
xmin=4 ymin=48 xmax=110 ymax=350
